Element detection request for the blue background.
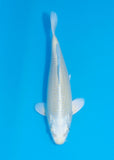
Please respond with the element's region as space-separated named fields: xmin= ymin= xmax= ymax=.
xmin=0 ymin=0 xmax=114 ymax=159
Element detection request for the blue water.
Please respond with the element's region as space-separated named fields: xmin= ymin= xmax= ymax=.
xmin=0 ymin=0 xmax=114 ymax=159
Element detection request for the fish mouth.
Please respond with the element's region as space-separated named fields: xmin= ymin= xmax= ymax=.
xmin=53 ymin=137 xmax=66 ymax=145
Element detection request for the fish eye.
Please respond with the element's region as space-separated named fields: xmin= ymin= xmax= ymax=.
xmin=51 ymin=128 xmax=56 ymax=137
xmin=52 ymin=133 xmax=56 ymax=137
xmin=51 ymin=127 xmax=56 ymax=134
xmin=63 ymin=131 xmax=67 ymax=137
xmin=63 ymin=127 xmax=69 ymax=137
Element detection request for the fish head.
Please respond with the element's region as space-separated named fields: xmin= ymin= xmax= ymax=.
xmin=50 ymin=116 xmax=71 ymax=145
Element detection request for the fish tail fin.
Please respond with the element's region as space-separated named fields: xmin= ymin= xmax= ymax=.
xmin=50 ymin=12 xmax=57 ymax=36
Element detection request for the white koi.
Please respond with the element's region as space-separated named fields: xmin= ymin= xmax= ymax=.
xmin=35 ymin=12 xmax=85 ymax=145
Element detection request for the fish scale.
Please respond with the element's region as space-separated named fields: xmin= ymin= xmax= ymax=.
xmin=47 ymin=36 xmax=72 ymax=119
xmin=35 ymin=12 xmax=85 ymax=145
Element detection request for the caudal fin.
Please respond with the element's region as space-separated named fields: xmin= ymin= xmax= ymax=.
xmin=50 ymin=12 xmax=57 ymax=35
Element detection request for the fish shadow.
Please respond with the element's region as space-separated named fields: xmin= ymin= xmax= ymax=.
xmin=42 ymin=13 xmax=55 ymax=144
xmin=42 ymin=12 xmax=51 ymax=103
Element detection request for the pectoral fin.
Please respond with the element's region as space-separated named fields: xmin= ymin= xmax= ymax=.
xmin=35 ymin=103 xmax=46 ymax=116
xmin=72 ymin=98 xmax=85 ymax=115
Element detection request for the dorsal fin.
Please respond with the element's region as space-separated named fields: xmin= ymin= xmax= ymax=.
xmin=56 ymin=44 xmax=61 ymax=83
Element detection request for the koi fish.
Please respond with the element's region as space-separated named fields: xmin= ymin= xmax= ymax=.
xmin=35 ymin=12 xmax=85 ymax=145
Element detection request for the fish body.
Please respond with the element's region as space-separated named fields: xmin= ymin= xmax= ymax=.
xmin=35 ymin=12 xmax=85 ymax=145
xmin=47 ymin=33 xmax=72 ymax=144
